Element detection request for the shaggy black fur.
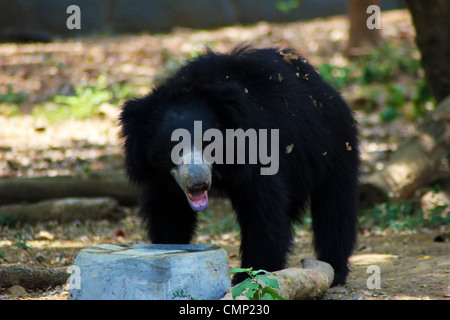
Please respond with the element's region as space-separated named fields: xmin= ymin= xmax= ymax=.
xmin=120 ymin=46 xmax=360 ymax=286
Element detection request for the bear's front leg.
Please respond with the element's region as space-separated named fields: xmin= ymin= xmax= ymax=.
xmin=229 ymin=179 xmax=294 ymax=285
xmin=139 ymin=179 xmax=198 ymax=244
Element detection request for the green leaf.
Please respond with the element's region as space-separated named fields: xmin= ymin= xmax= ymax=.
xmin=244 ymin=282 xmax=261 ymax=300
xmin=255 ymin=274 xmax=280 ymax=289
xmin=262 ymin=294 xmax=274 ymax=300
xmin=249 ymin=269 xmax=275 ymax=276
xmin=261 ymin=286 xmax=286 ymax=300
xmin=231 ymin=278 xmax=252 ymax=299
xmin=229 ymin=267 xmax=252 ymax=275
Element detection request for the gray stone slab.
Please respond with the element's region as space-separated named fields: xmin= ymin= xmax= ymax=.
xmin=68 ymin=243 xmax=231 ymax=300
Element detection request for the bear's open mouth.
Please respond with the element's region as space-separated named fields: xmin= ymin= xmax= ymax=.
xmin=186 ymin=190 xmax=208 ymax=212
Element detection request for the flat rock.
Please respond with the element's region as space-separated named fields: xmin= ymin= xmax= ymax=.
xmin=68 ymin=244 xmax=231 ymax=300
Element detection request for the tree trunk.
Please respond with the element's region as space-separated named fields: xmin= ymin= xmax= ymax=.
xmin=347 ymin=0 xmax=382 ymax=55
xmin=0 ymin=197 xmax=126 ymax=225
xmin=0 ymin=171 xmax=138 ymax=206
xmin=221 ymin=258 xmax=334 ymax=300
xmin=360 ymin=95 xmax=450 ymax=207
xmin=406 ymin=0 xmax=450 ymax=104
xmin=0 ymin=265 xmax=70 ymax=290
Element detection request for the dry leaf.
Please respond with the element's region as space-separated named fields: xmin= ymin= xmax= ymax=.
xmin=278 ymin=73 xmax=284 ymax=82
xmin=285 ymin=143 xmax=294 ymax=154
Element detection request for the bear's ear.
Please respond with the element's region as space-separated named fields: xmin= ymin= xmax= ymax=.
xmin=119 ymin=98 xmax=151 ymax=185
xmin=120 ymin=98 xmax=143 ymax=135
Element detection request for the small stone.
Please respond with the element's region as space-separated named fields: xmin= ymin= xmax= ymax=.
xmin=8 ymin=285 xmax=28 ymax=297
xmin=37 ymin=230 xmax=54 ymax=240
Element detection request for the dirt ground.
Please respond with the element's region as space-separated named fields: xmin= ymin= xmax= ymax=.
xmin=0 ymin=207 xmax=448 ymax=300
xmin=322 ymin=230 xmax=449 ymax=300
xmin=0 ymin=10 xmax=449 ymax=300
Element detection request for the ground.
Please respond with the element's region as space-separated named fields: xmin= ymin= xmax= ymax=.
xmin=0 ymin=204 xmax=448 ymax=300
xmin=0 ymin=10 xmax=448 ymax=300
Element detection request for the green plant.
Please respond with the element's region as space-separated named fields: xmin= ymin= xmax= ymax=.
xmin=412 ymin=77 xmax=434 ymax=118
xmin=197 ymin=211 xmax=240 ymax=234
xmin=13 ymin=233 xmax=33 ymax=257
xmin=379 ymin=85 xmax=406 ymax=122
xmin=360 ymin=198 xmax=449 ymax=231
xmin=317 ymin=63 xmax=353 ymax=89
xmin=0 ymin=85 xmax=28 ymax=105
xmin=0 ymin=250 xmax=6 ymax=261
xmin=276 ymin=0 xmax=300 ymax=13
xmin=229 ymin=268 xmax=285 ymax=300
xmin=172 ymin=286 xmax=196 ymax=300
xmin=32 ymin=73 xmax=137 ymax=123
xmin=361 ymin=201 xmax=416 ymax=230
xmin=0 ymin=213 xmax=23 ymax=228
xmin=421 ymin=186 xmax=450 ymax=226
xmin=357 ymin=42 xmax=420 ymax=85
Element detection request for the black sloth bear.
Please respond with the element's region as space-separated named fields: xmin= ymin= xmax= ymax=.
xmin=120 ymin=46 xmax=359 ymax=286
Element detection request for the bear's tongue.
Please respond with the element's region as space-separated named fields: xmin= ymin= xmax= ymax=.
xmin=186 ymin=191 xmax=208 ymax=212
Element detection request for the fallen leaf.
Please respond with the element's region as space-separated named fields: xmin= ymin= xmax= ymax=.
xmin=278 ymin=73 xmax=283 ymax=82
xmin=280 ymin=52 xmax=299 ymax=65
xmin=285 ymin=143 xmax=294 ymax=154
xmin=345 ymin=142 xmax=352 ymax=151
xmin=116 ymin=229 xmax=126 ymax=237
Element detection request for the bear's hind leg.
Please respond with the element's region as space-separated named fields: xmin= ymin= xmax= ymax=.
xmin=310 ymin=176 xmax=358 ymax=286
